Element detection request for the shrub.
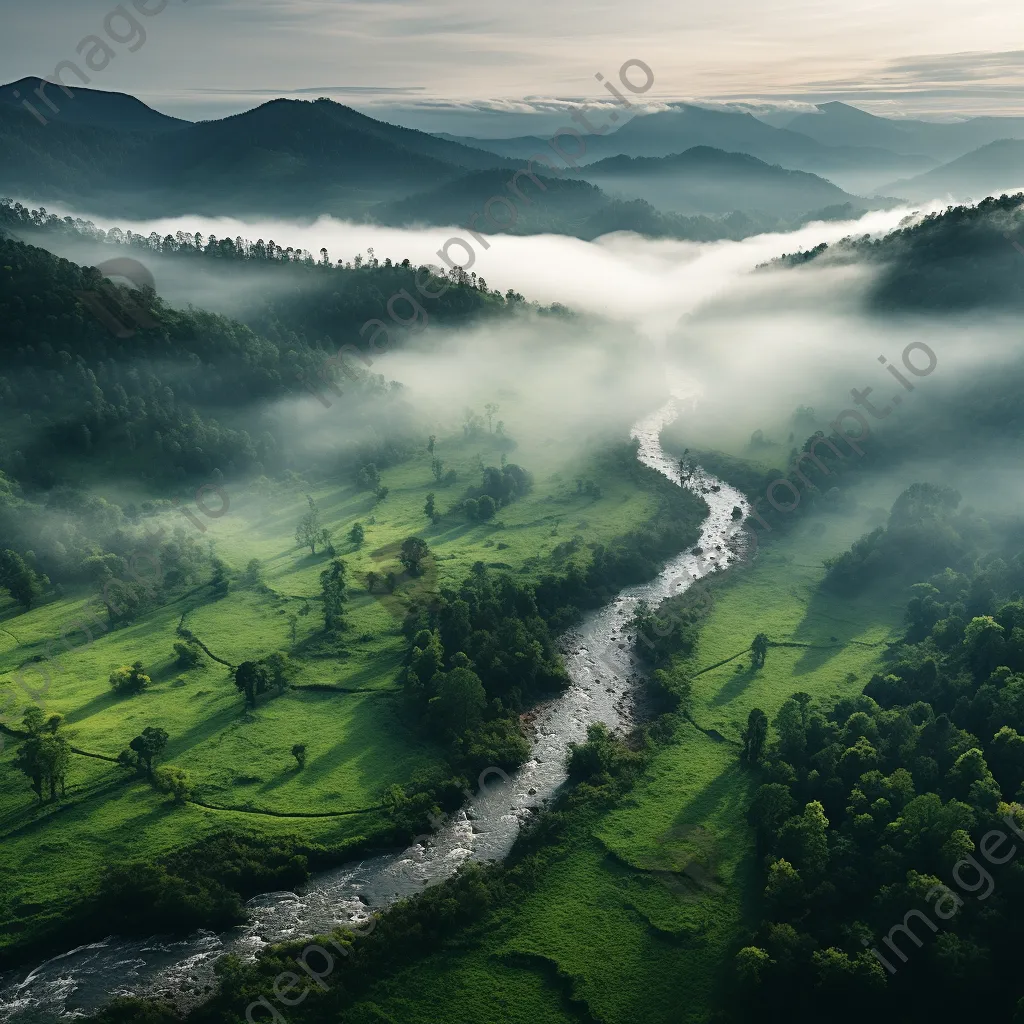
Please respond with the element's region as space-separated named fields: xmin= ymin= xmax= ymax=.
xmin=173 ymin=641 xmax=203 ymax=669
xmin=109 ymin=661 xmax=151 ymax=695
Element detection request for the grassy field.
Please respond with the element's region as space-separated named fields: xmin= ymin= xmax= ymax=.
xmin=0 ymin=427 xmax=665 ymax=959
xmin=337 ymin=487 xmax=916 ymax=1024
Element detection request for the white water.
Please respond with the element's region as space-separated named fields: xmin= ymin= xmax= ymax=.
xmin=0 ymin=394 xmax=749 ymax=1022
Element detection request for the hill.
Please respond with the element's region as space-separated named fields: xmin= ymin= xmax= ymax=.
xmin=369 ymin=167 xmax=857 ymax=242
xmin=576 ymin=146 xmax=872 ymax=219
xmin=765 ymin=192 xmax=1024 ymax=312
xmin=0 ymin=88 xmax=509 ymax=219
xmin=439 ymin=104 xmax=936 ymax=193
xmin=0 ymin=76 xmax=187 ymax=132
xmin=788 ymin=101 xmax=1024 ymax=161
xmin=880 ymin=139 xmax=1024 ymax=201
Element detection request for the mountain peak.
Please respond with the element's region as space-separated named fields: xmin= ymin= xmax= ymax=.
xmin=0 ymin=76 xmax=187 ymax=131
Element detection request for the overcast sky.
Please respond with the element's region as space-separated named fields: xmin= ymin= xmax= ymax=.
xmin=3 ymin=0 xmax=1023 ymax=131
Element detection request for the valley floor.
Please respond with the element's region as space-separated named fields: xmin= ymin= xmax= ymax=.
xmin=328 ymin=497 xmax=909 ymax=1023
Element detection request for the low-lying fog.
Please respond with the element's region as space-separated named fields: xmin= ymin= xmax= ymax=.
xmin=18 ymin=199 xmax=1024 ymax=512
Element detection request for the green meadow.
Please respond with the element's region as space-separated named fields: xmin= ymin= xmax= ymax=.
xmin=0 ymin=428 xmax=662 ymax=959
xmin=337 ymin=483 xmax=918 ymax=1024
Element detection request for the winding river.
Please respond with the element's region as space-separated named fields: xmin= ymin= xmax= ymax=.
xmin=0 ymin=394 xmax=749 ymax=1022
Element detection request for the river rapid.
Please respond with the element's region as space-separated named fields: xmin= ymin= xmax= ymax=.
xmin=0 ymin=394 xmax=749 ymax=1022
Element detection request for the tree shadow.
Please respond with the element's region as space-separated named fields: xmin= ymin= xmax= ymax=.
xmin=710 ymin=664 xmax=759 ymax=707
xmin=787 ymin=575 xmax=907 ymax=675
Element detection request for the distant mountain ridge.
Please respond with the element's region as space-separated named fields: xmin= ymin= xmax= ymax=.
xmin=575 ymin=146 xmax=877 ymax=219
xmin=881 ymin=139 xmax=1024 ymax=201
xmin=786 ymin=101 xmax=1024 ymax=162
xmin=435 ymin=103 xmax=937 ymax=193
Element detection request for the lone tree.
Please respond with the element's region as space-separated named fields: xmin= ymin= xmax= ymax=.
xmin=125 ymin=726 xmax=169 ymax=777
xmin=291 ymin=743 xmax=307 ymax=769
xmin=154 ymin=767 xmax=192 ymax=805
xmin=484 ymin=402 xmax=499 ymax=433
xmin=741 ymin=708 xmax=769 ymax=765
xmin=431 ymin=457 xmax=445 ymax=483
xmin=399 ymin=537 xmax=430 ymax=577
xmin=349 ymin=522 xmax=365 ymax=547
xmin=109 ymin=661 xmax=151 ymax=695
xmin=751 ymin=633 xmax=770 ymax=669
xmin=319 ymin=559 xmax=348 ymax=631
xmin=366 ymin=570 xmax=380 ymax=593
xmin=173 ymin=640 xmax=203 ymax=669
xmin=295 ymin=495 xmax=323 ymax=555
xmin=234 ymin=660 xmax=270 ymax=707
xmin=427 ymin=435 xmax=436 ymax=454
xmin=357 ymin=464 xmax=381 ymax=491
xmin=15 ymin=708 xmax=70 ymax=803
xmin=424 ymin=492 xmax=436 ymax=519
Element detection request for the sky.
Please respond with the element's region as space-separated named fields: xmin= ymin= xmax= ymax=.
xmin=2 ymin=0 xmax=1023 ymax=132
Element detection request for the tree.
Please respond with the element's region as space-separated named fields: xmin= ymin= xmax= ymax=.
xmin=748 ymin=783 xmax=795 ymax=842
xmin=264 ymin=652 xmax=291 ymax=694
xmin=427 ymin=435 xmax=436 ymax=454
xmin=319 ymin=559 xmax=348 ymax=631
xmin=484 ymin=402 xmax=499 ymax=433
xmin=374 ymin=484 xmax=389 ymax=504
xmin=287 ymin=613 xmax=298 ymax=647
xmin=291 ymin=743 xmax=307 ymax=769
xmin=242 ymin=558 xmax=264 ymax=587
xmin=424 ymin=492 xmax=436 ymax=519
xmin=15 ymin=708 xmax=70 ymax=803
xmin=22 ymin=705 xmax=46 ymax=736
xmin=110 ymin=661 xmax=151 ymax=695
xmin=0 ymin=549 xmax=46 ymax=609
xmin=366 ymin=570 xmax=380 ymax=593
xmin=357 ymin=464 xmax=381 ymax=491
xmin=128 ymin=726 xmax=169 ymax=776
xmin=431 ymin=457 xmax=445 ymax=483
xmin=349 ymin=522 xmax=365 ymax=547
xmin=173 ymin=640 xmax=203 ymax=669
xmin=234 ymin=661 xmax=269 ymax=707
xmin=430 ymin=666 xmax=486 ymax=737
xmin=400 ymin=537 xmax=430 ymax=577
xmin=210 ymin=558 xmax=230 ymax=597
xmin=295 ymin=495 xmax=323 ymax=555
xmin=476 ymin=495 xmax=497 ymax=520
xmin=154 ymin=766 xmax=191 ymax=804
xmin=751 ymin=632 xmax=770 ymax=669
xmin=320 ymin=528 xmax=336 ymax=556
xmin=774 ymin=697 xmax=807 ymax=760
xmin=741 ymin=708 xmax=769 ymax=764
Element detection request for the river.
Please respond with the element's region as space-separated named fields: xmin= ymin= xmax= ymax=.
xmin=0 ymin=394 xmax=749 ymax=1022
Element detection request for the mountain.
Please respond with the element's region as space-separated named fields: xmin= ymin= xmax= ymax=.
xmin=0 ymin=76 xmax=187 ymax=132
xmin=576 ymin=147 xmax=873 ymax=219
xmin=371 ymin=167 xmax=868 ymax=242
xmin=439 ymin=105 xmax=935 ymax=194
xmin=787 ymin=101 xmax=1024 ymax=161
xmin=881 ymin=140 xmax=1024 ymax=201
xmin=0 ymin=88 xmax=511 ymax=218
xmin=768 ymin=192 xmax=1024 ymax=313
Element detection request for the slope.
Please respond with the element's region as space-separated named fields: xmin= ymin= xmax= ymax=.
xmin=788 ymin=101 xmax=1024 ymax=162
xmin=0 ymin=76 xmax=188 ymax=132
xmin=880 ymin=139 xmax=1024 ymax=201
xmin=577 ymin=147 xmax=871 ymax=219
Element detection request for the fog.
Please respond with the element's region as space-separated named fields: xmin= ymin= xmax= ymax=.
xmin=19 ymin=198 xmax=1024 ymax=491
